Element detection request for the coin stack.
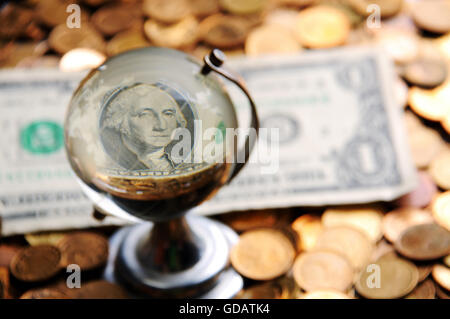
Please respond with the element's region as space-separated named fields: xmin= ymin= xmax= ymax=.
xmin=0 ymin=0 xmax=449 ymax=299
xmin=0 ymin=229 xmax=129 ymax=299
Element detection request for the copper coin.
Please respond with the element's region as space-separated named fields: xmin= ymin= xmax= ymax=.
xmin=57 ymin=232 xmax=108 ymax=271
xmin=189 ymin=0 xmax=220 ymax=18
xmin=10 ymin=245 xmax=61 ymax=282
xmin=435 ymin=282 xmax=450 ymax=299
xmin=236 ymin=281 xmax=283 ymax=299
xmin=91 ymin=4 xmax=142 ymax=36
xmin=347 ymin=0 xmax=403 ymax=19
xmin=315 ymin=226 xmax=373 ymax=270
xmin=0 ymin=3 xmax=34 ymax=39
xmin=293 ymin=250 xmax=354 ymax=292
xmin=20 ymin=288 xmax=69 ymax=299
xmin=73 ymin=280 xmax=129 ymax=299
xmin=411 ymin=0 xmax=450 ymax=34
xmin=417 ymin=263 xmax=433 ymax=282
xmin=407 ymin=125 xmax=444 ymax=168
xmin=429 ymin=151 xmax=450 ymax=191
xmin=382 ymin=207 xmax=434 ymax=243
xmin=294 ymin=5 xmax=351 ymax=49
xmin=144 ymin=15 xmax=199 ymax=49
xmin=230 ymin=229 xmax=295 ymax=280
xmin=0 ymin=267 xmax=11 ymax=299
xmin=143 ymin=0 xmax=190 ymax=24
xmin=409 ymin=81 xmax=450 ymax=122
xmin=106 ymin=29 xmax=150 ymax=56
xmin=396 ymin=171 xmax=438 ymax=208
xmin=245 ymin=24 xmax=300 ymax=56
xmin=370 ymin=239 xmax=396 ymax=262
xmin=0 ymin=245 xmax=21 ymax=268
xmin=432 ymin=264 xmax=450 ymax=291
xmin=48 ymin=24 xmax=106 ymax=55
xmin=219 ymin=210 xmax=279 ymax=233
xmin=356 ymin=256 xmax=419 ymax=299
xmin=395 ymin=224 xmax=450 ymax=261
xmin=405 ymin=279 xmax=435 ymax=299
xmin=432 ymin=191 xmax=450 ymax=231
xmin=200 ymin=14 xmax=249 ymax=49
xmin=403 ymin=59 xmax=447 ymax=89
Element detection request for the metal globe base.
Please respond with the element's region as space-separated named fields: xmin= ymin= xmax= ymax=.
xmin=103 ymin=215 xmax=243 ymax=298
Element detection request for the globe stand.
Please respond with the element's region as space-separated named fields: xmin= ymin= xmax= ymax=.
xmin=104 ymin=215 xmax=243 ymax=298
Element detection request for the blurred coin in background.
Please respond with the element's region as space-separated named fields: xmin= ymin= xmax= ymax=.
xmin=48 ymin=24 xmax=106 ymax=54
xmin=144 ymin=15 xmax=199 ymax=49
xmin=37 ymin=0 xmax=89 ymax=28
xmin=410 ymin=0 xmax=450 ymax=34
xmin=432 ymin=191 xmax=450 ymax=231
xmin=245 ymin=24 xmax=300 ymax=56
xmin=106 ymin=29 xmax=150 ymax=56
xmin=143 ymin=0 xmax=190 ymax=24
xmin=220 ymin=0 xmax=267 ymax=15
xmin=294 ymin=5 xmax=351 ymax=48
xmin=91 ymin=4 xmax=142 ymax=36
xmin=347 ymin=0 xmax=403 ymax=19
xmin=200 ymin=14 xmax=249 ymax=48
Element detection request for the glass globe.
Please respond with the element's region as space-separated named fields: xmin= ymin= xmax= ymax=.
xmin=64 ymin=48 xmax=238 ymax=222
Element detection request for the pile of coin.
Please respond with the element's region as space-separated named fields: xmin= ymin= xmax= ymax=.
xmin=0 ymin=0 xmax=449 ymax=299
xmin=228 ymin=203 xmax=450 ymax=299
xmin=0 ymin=230 xmax=129 ymax=299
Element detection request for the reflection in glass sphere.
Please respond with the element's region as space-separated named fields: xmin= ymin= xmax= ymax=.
xmin=65 ymin=48 xmax=238 ymax=222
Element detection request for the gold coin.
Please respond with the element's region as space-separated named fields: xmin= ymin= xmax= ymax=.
xmin=300 ymin=289 xmax=352 ymax=299
xmin=106 ymin=29 xmax=150 ymax=57
xmin=91 ymin=4 xmax=142 ymax=36
xmin=382 ymin=208 xmax=434 ymax=243
xmin=347 ymin=0 xmax=403 ymax=19
xmin=405 ymin=279 xmax=436 ymax=299
xmin=322 ymin=206 xmax=384 ymax=242
xmin=200 ymin=14 xmax=249 ymax=49
xmin=189 ymin=0 xmax=220 ymax=18
xmin=410 ymin=0 xmax=450 ymax=34
xmin=314 ymin=226 xmax=373 ymax=270
xmin=60 ymin=48 xmax=106 ymax=71
xmin=293 ymin=250 xmax=354 ymax=292
xmin=220 ymin=0 xmax=267 ymax=15
xmin=432 ymin=191 xmax=450 ymax=231
xmin=429 ymin=150 xmax=450 ymax=191
xmin=37 ymin=0 xmax=89 ymax=27
xmin=435 ymin=33 xmax=450 ymax=60
xmin=356 ymin=256 xmax=419 ymax=299
xmin=409 ymin=81 xmax=450 ymax=122
xmin=291 ymin=214 xmax=322 ymax=251
xmin=48 ymin=24 xmax=106 ymax=55
xmin=230 ymin=229 xmax=295 ymax=280
xmin=143 ymin=0 xmax=190 ymax=24
xmin=25 ymin=232 xmax=66 ymax=246
xmin=432 ymin=264 xmax=450 ymax=291
xmin=144 ymin=16 xmax=199 ymax=49
xmin=245 ymin=24 xmax=300 ymax=56
xmin=294 ymin=5 xmax=351 ymax=49
xmin=277 ymin=0 xmax=317 ymax=7
xmin=407 ymin=125 xmax=444 ymax=168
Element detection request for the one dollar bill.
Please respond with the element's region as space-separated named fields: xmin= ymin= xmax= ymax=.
xmin=0 ymin=46 xmax=417 ymax=235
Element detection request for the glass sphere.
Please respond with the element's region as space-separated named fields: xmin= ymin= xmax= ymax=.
xmin=65 ymin=48 xmax=238 ymax=222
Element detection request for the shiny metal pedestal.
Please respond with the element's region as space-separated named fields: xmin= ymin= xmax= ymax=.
xmin=104 ymin=215 xmax=243 ymax=298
